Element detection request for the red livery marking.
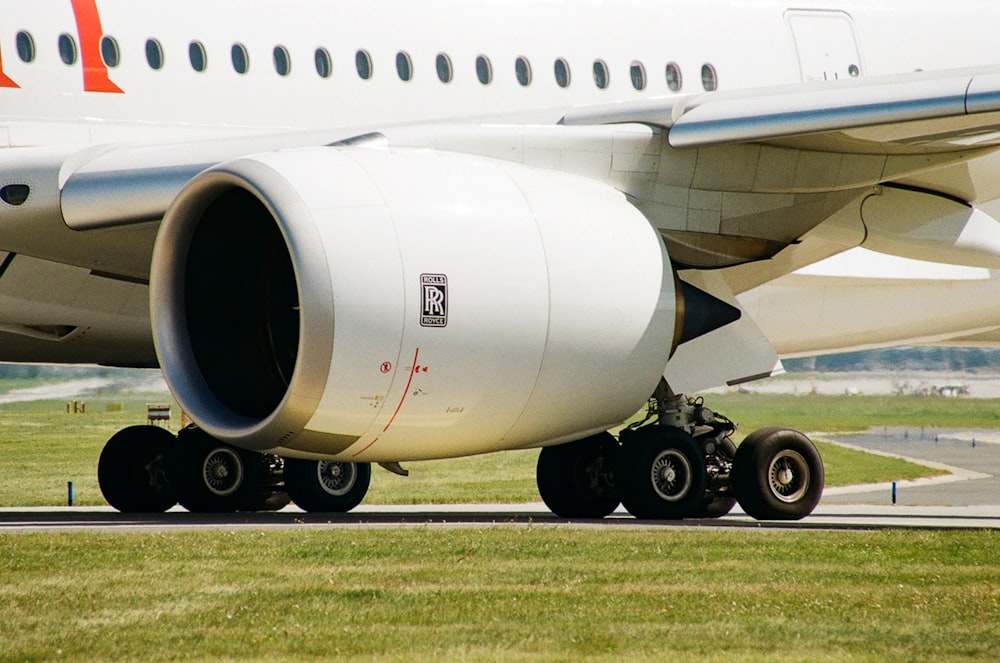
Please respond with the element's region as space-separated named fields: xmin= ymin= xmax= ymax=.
xmin=71 ymin=0 xmax=123 ymax=93
xmin=382 ymin=348 xmax=421 ymax=433
xmin=0 ymin=46 xmax=19 ymax=88
xmin=352 ymin=349 xmax=422 ymax=457
xmin=352 ymin=437 xmax=379 ymax=458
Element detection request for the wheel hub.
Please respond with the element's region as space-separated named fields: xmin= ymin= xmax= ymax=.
xmin=768 ymin=449 xmax=809 ymax=503
xmin=317 ymin=461 xmax=356 ymax=496
xmin=202 ymin=448 xmax=243 ymax=497
xmin=650 ymin=449 xmax=691 ymax=502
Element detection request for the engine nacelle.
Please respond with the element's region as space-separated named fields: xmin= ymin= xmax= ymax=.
xmin=151 ymin=147 xmax=675 ymax=461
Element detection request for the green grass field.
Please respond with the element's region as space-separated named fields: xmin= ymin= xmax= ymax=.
xmin=2 ymin=528 xmax=999 ymax=662
xmin=3 ymin=389 xmax=1000 ymax=660
xmin=0 ymin=392 xmax=973 ymax=507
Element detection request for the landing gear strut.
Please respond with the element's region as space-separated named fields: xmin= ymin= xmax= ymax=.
xmin=536 ymin=380 xmax=823 ymax=521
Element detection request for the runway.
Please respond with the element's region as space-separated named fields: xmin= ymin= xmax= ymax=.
xmin=1 ymin=502 xmax=998 ymax=533
xmin=1 ymin=426 xmax=997 ymax=534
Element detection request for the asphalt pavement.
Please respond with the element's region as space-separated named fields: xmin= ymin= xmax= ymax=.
xmin=820 ymin=426 xmax=1000 ymax=507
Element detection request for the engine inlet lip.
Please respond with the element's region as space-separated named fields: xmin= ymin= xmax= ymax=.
xmin=150 ymin=163 xmax=334 ymax=451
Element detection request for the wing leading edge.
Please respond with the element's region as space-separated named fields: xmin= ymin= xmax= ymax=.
xmin=562 ymin=67 xmax=1000 ymax=152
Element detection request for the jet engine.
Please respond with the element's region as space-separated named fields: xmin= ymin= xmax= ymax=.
xmin=151 ymin=146 xmax=678 ymax=462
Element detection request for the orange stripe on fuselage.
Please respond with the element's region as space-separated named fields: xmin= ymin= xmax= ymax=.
xmin=0 ymin=44 xmax=19 ymax=88
xmin=71 ymin=0 xmax=123 ymax=93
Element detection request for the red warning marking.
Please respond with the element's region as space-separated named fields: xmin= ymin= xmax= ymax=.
xmin=379 ymin=361 xmax=392 ymax=374
xmin=71 ymin=0 xmax=124 ymax=93
xmin=382 ymin=347 xmax=421 ymax=433
xmin=352 ymin=437 xmax=379 ymax=458
xmin=0 ymin=45 xmax=19 ymax=88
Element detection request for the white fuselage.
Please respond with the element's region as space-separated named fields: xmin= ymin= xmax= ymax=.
xmin=3 ymin=1 xmax=1000 ymax=145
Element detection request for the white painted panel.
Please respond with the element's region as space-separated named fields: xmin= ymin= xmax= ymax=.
xmin=786 ymin=9 xmax=863 ymax=82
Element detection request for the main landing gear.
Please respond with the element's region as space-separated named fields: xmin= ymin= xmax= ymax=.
xmin=97 ymin=424 xmax=371 ymax=514
xmin=536 ymin=383 xmax=824 ymax=521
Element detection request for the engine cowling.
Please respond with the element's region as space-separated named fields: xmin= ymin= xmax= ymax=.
xmin=150 ymin=146 xmax=676 ymax=461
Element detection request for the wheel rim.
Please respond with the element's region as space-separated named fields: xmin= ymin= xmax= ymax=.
xmin=201 ymin=447 xmax=243 ymax=497
xmin=316 ymin=461 xmax=356 ymax=497
xmin=650 ymin=449 xmax=692 ymax=502
xmin=768 ymin=449 xmax=810 ymax=503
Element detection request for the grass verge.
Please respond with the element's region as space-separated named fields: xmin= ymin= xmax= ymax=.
xmin=2 ymin=392 xmax=988 ymax=506
xmin=2 ymin=528 xmax=998 ymax=662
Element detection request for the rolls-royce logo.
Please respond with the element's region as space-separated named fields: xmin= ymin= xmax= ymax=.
xmin=420 ymin=274 xmax=448 ymax=327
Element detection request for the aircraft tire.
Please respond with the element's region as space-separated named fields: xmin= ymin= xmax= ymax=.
xmin=169 ymin=427 xmax=264 ymax=513
xmin=732 ymin=427 xmax=824 ymax=520
xmin=98 ymin=425 xmax=178 ymax=513
xmin=285 ymin=459 xmax=371 ymax=512
xmin=616 ymin=426 xmax=707 ymax=519
xmin=244 ymin=488 xmax=292 ymax=512
xmin=697 ymin=497 xmax=737 ymax=518
xmin=536 ymin=433 xmax=620 ymax=518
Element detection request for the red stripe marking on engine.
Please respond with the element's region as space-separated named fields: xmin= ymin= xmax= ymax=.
xmin=350 ymin=348 xmax=421 ymax=458
xmin=0 ymin=46 xmax=19 ymax=88
xmin=71 ymin=0 xmax=123 ymax=93
xmin=382 ymin=347 xmax=420 ymax=433
xmin=351 ymin=437 xmax=379 ymax=458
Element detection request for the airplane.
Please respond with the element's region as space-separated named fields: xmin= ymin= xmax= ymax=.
xmin=4 ymin=0 xmax=1000 ymax=521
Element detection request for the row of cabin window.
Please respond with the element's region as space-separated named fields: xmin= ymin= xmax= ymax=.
xmin=12 ymin=29 xmax=719 ymax=92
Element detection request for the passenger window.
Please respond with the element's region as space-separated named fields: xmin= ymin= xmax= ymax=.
xmin=593 ymin=60 xmax=609 ymax=89
xmin=189 ymin=41 xmax=208 ymax=72
xmin=16 ymin=31 xmax=35 ymax=63
xmin=701 ymin=63 xmax=718 ymax=91
xmin=314 ymin=48 xmax=332 ymax=78
xmin=58 ymin=33 xmax=78 ymax=66
xmin=145 ymin=39 xmax=164 ymax=70
xmin=476 ymin=55 xmax=492 ymax=85
xmin=356 ymin=50 xmax=373 ymax=79
xmin=100 ymin=36 xmax=120 ymax=68
xmin=554 ymin=58 xmax=570 ymax=88
xmin=436 ymin=53 xmax=453 ymax=83
xmin=396 ymin=51 xmax=413 ymax=81
xmin=515 ymin=56 xmax=532 ymax=86
xmin=231 ymin=43 xmax=249 ymax=74
xmin=665 ymin=62 xmax=682 ymax=91
xmin=630 ymin=61 xmax=646 ymax=90
xmin=273 ymin=45 xmax=291 ymax=76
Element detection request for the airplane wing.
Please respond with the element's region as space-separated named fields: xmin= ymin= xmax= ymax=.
xmin=37 ymin=66 xmax=1000 ymax=237
xmin=562 ymin=66 xmax=1000 ymax=153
